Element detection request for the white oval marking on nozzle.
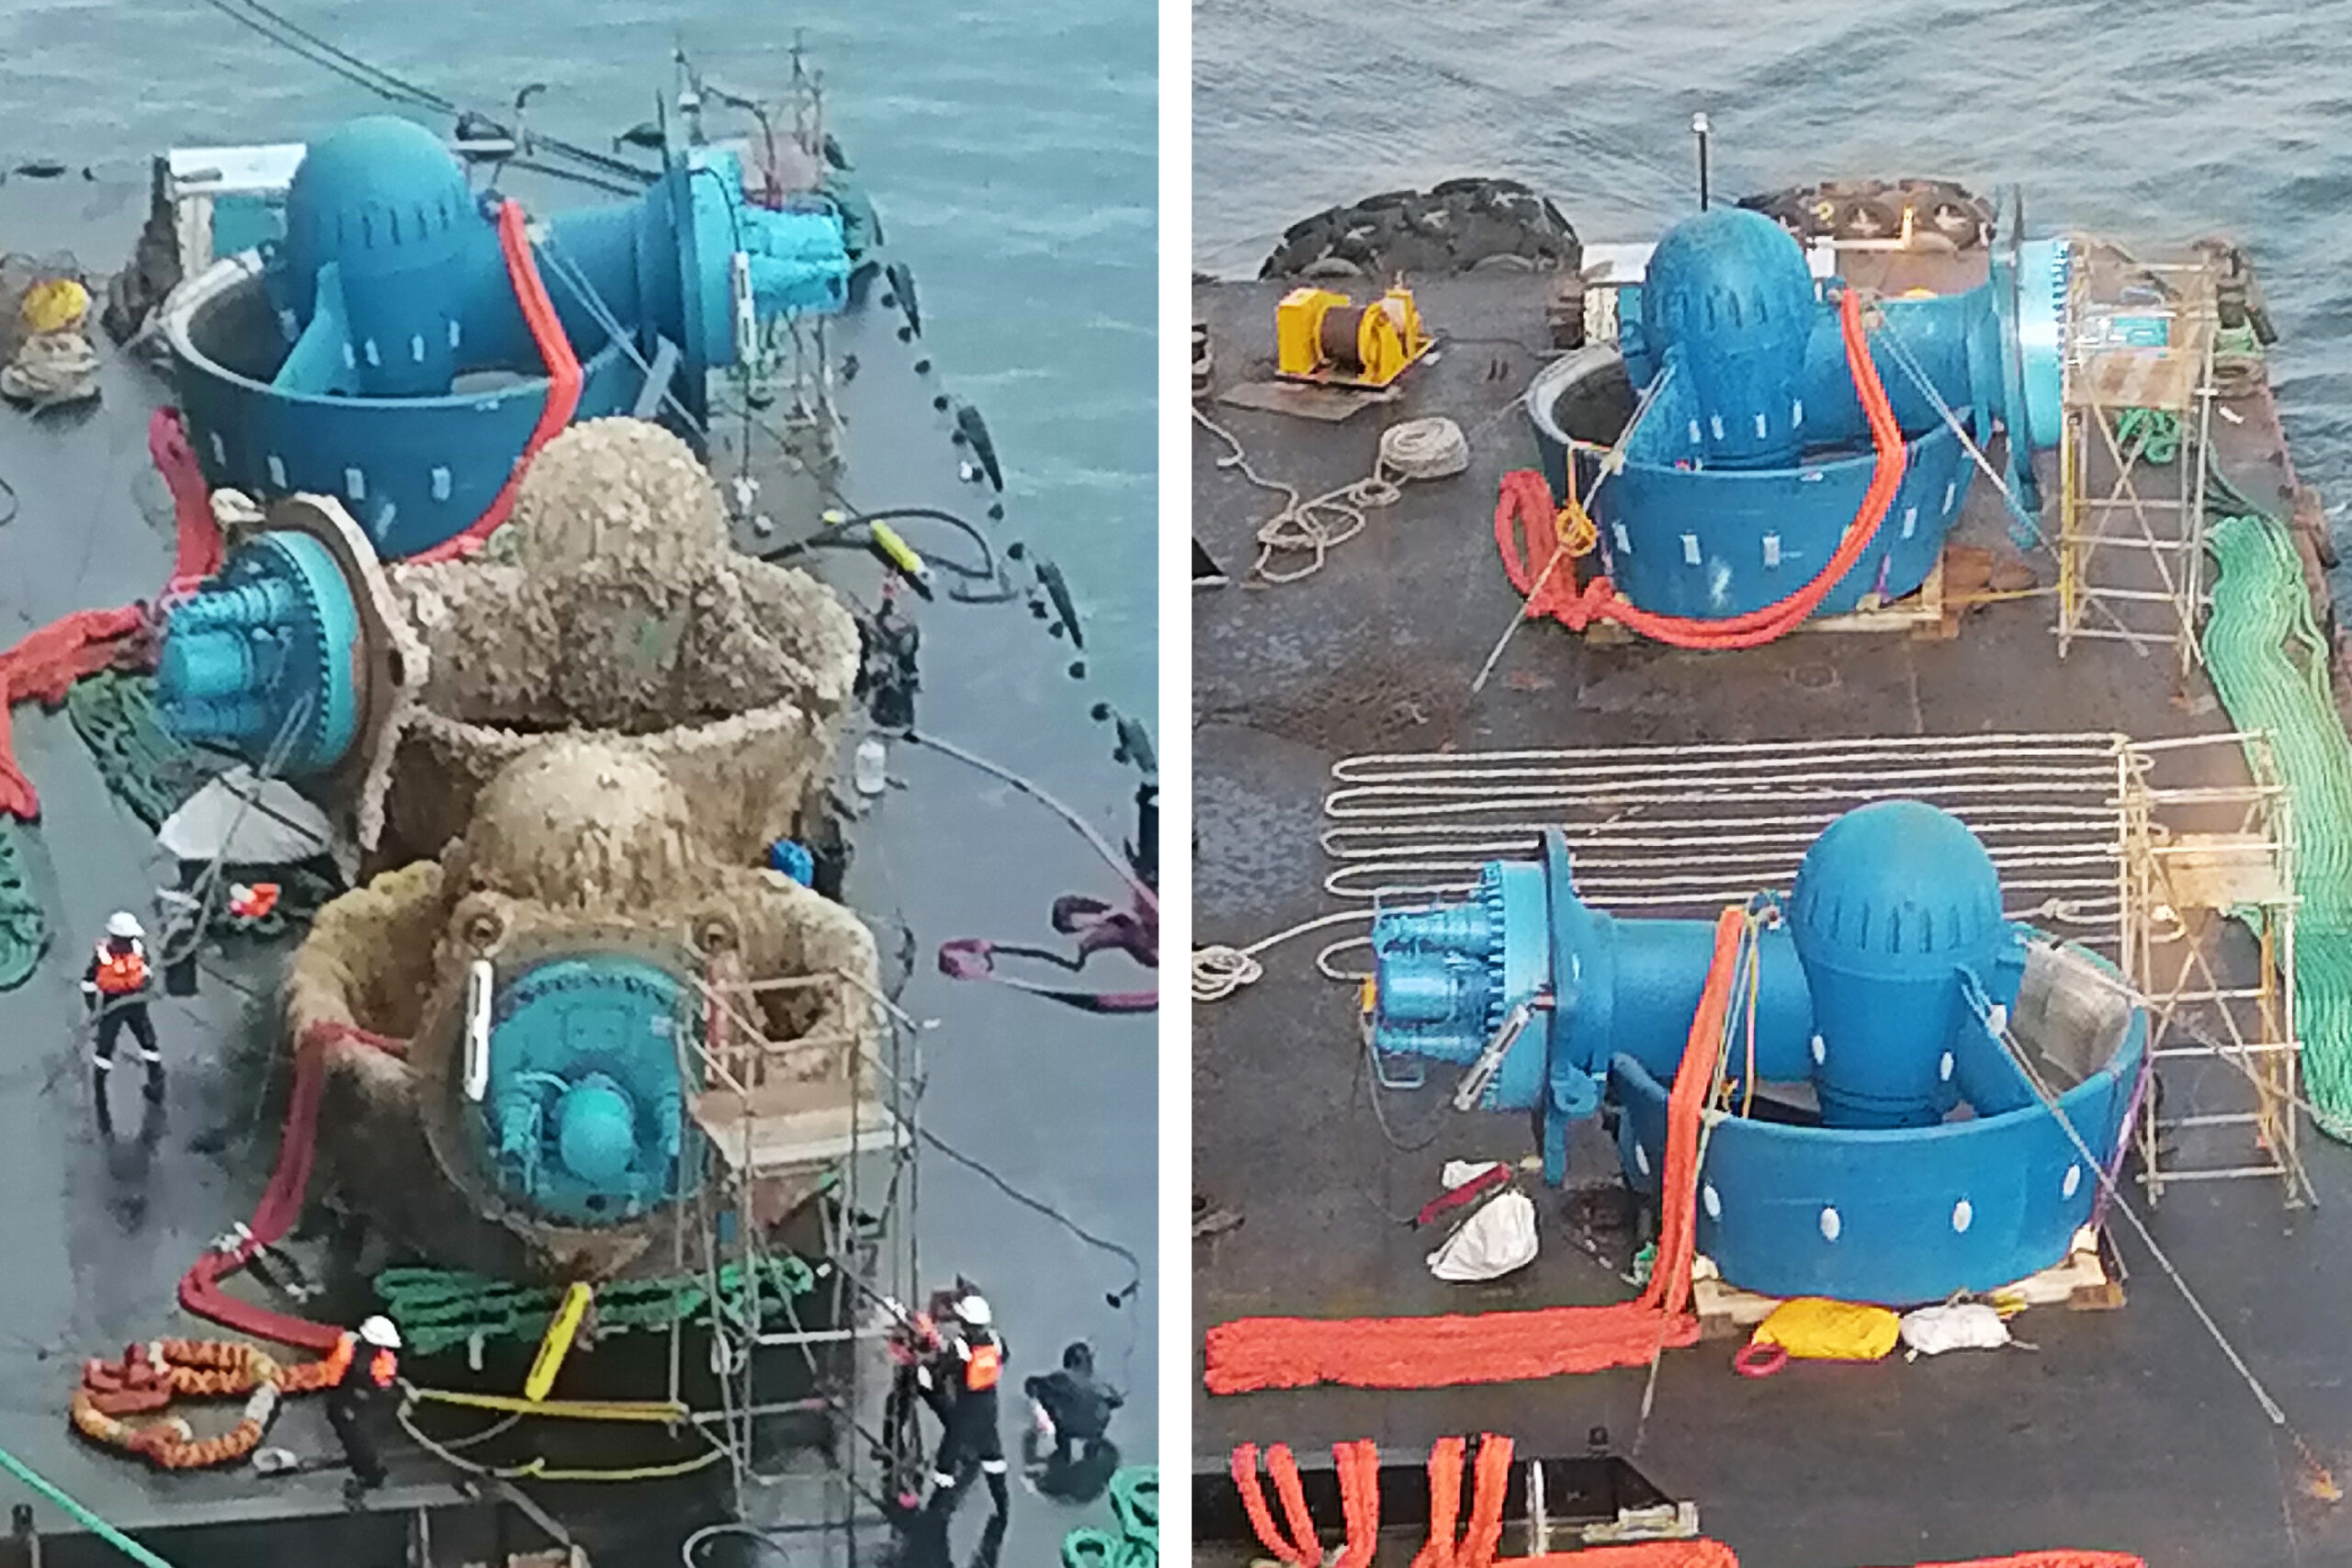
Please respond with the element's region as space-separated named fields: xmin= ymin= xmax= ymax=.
xmin=1951 ymin=1199 xmax=1973 ymax=1234
xmin=1819 ymin=1206 xmax=1841 ymax=1242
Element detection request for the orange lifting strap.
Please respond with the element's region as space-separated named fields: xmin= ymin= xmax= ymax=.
xmin=1204 ymin=908 xmax=1745 ymax=1394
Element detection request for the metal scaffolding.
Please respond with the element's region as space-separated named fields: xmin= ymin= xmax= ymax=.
xmin=2121 ymin=733 xmax=2309 ymax=1205
xmin=2053 ymin=239 xmax=2222 ymax=672
xmin=673 ymin=953 xmax=922 ymax=1563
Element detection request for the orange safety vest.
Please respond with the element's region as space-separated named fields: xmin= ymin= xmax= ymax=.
xmin=965 ymin=1340 xmax=1001 ymax=1392
xmin=368 ymin=1348 xmax=397 ymax=1389
xmin=93 ymin=942 xmax=148 ymax=996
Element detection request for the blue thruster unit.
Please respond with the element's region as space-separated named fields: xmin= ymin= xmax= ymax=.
xmin=161 ymin=113 xmax=853 ymax=558
xmin=1526 ymin=202 xmax=2075 ymax=624
xmin=153 ymin=529 xmax=367 ymax=776
xmin=475 ymin=955 xmax=697 ymax=1227
xmin=1369 ymin=801 xmax=2146 ymax=1304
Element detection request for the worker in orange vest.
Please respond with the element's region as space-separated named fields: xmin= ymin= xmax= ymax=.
xmin=327 ymin=1315 xmax=401 ymax=1506
xmin=80 ymin=910 xmax=162 ymax=1109
xmin=926 ymin=1289 xmax=1010 ymax=1520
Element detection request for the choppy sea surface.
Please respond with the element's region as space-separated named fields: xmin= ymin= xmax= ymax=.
xmin=1196 ymin=0 xmax=2352 ymax=560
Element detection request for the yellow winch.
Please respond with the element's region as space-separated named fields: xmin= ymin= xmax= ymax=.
xmin=1275 ymin=285 xmax=1432 ymax=389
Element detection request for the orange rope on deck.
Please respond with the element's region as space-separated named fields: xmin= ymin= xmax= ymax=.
xmin=1492 ymin=1546 xmax=1739 ymax=1568
xmin=1898 ymin=1556 xmax=2146 ymax=1568
xmin=1335 ymin=1438 xmax=1380 ymax=1568
xmin=1232 ymin=1442 xmax=1320 ymax=1565
xmin=1225 ymin=1438 xmax=2140 ymax=1568
xmin=1203 ymin=908 xmax=1745 ymax=1394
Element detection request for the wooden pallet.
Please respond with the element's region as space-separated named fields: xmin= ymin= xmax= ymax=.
xmin=1690 ymin=1226 xmax=2120 ymax=1340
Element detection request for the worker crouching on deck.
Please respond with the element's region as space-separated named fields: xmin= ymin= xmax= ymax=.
xmin=81 ymin=910 xmax=162 ymax=1110
xmin=927 ymin=1289 xmax=1010 ymax=1520
xmin=1023 ymin=1340 xmax=1123 ymax=1501
xmin=328 ymin=1315 xmax=401 ymax=1507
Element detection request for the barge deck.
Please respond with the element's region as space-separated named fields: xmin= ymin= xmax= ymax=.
xmin=1192 ymin=259 xmax=2352 ymax=1567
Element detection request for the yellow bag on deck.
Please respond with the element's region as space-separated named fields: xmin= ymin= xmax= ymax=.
xmin=20 ymin=277 xmax=90 ymax=335
xmin=1749 ymin=1296 xmax=1901 ymax=1360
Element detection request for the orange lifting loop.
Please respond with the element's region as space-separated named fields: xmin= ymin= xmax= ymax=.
xmin=71 ymin=1335 xmax=353 ymax=1471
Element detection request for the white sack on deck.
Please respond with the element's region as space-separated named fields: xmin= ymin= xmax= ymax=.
xmin=158 ymin=765 xmax=333 ymax=864
xmin=1428 ymin=1188 xmax=1538 ymax=1282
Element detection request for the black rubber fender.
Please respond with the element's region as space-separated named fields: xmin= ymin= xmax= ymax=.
xmin=1035 ymin=558 xmax=1083 ymax=649
xmin=1835 ymin=196 xmax=1902 ymax=241
xmin=885 ymin=262 xmax=921 ymax=337
xmin=955 ymin=403 xmax=1002 ymax=491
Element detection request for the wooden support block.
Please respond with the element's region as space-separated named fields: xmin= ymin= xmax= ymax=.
xmin=1690 ymin=1228 xmax=2116 ymax=1340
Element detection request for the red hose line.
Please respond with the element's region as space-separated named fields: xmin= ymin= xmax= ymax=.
xmin=406 ymin=198 xmax=584 ymax=566
xmin=1497 ymin=286 xmax=1907 ymax=649
xmin=149 ymin=409 xmax=223 ymax=596
xmin=177 ymin=1021 xmax=407 ymax=1351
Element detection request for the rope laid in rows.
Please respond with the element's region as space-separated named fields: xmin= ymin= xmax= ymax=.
xmin=2200 ymin=506 xmax=2352 ymax=1138
xmin=1193 ymin=411 xmax=1468 ymax=583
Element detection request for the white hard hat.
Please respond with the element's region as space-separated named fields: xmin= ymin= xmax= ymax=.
xmin=956 ymin=1293 xmax=992 ymax=1328
xmin=105 ymin=911 xmax=144 ymax=940
xmin=357 ymin=1314 xmax=401 ymax=1350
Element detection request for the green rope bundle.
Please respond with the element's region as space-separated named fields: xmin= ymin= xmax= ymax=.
xmin=2116 ymin=408 xmax=2181 ymax=466
xmin=2202 ymin=510 xmax=2352 ymax=1137
xmin=0 ymin=819 xmax=43 ymax=990
xmin=373 ymin=1255 xmax=817 ymax=1357
xmin=1064 ymin=1466 xmax=1158 ymax=1568
xmin=65 ymin=670 xmax=212 ymax=829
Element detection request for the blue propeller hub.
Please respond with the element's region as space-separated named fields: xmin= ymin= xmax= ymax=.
xmin=153 ymin=529 xmax=366 ymax=776
xmin=482 ymin=955 xmax=695 ymax=1227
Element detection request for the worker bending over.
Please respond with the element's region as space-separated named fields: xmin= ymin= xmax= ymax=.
xmin=1025 ymin=1339 xmax=1123 ymax=1498
xmin=82 ymin=910 xmax=163 ymax=1109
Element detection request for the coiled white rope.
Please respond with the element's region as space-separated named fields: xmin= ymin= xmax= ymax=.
xmin=1190 ymin=909 xmax=1372 ymax=1003
xmin=1193 ymin=411 xmax=1469 ymax=583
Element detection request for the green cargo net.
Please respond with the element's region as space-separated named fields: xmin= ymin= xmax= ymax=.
xmin=1063 ymin=1465 xmax=1159 ymax=1568
xmin=374 ymin=1255 xmax=818 ymax=1358
xmin=2202 ymin=509 xmax=2352 ymax=1138
xmin=0 ymin=819 xmax=44 ymax=990
xmin=66 ymin=670 xmax=211 ymax=830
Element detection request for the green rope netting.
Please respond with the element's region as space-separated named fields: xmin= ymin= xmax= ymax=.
xmin=1063 ymin=1466 xmax=1159 ymax=1568
xmin=2117 ymin=408 xmax=2181 ymax=465
xmin=373 ymin=1255 xmax=818 ymax=1358
xmin=2201 ymin=510 xmax=2352 ymax=1138
xmin=0 ymin=819 xmax=44 ymax=990
xmin=65 ymin=670 xmax=212 ymax=829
